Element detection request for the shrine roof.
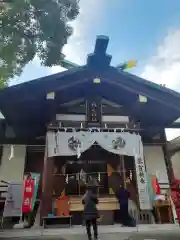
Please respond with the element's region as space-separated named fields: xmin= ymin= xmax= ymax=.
xmin=1 ymin=35 xmax=180 ymax=138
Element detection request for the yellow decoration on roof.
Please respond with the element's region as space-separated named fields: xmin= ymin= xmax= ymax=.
xmin=139 ymin=94 xmax=147 ymax=103
xmin=125 ymin=60 xmax=137 ymax=69
xmin=46 ymin=92 xmax=55 ymax=100
xmin=93 ymin=78 xmax=101 ymax=84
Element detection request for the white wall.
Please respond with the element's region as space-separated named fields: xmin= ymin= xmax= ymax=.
xmin=0 ymin=145 xmax=26 ymax=182
xmin=144 ymin=146 xmax=169 ymax=185
xmin=171 ymin=151 xmax=180 ymax=179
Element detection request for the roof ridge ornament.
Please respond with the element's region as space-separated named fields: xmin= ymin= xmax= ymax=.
xmin=59 ymin=36 xmax=137 ymax=72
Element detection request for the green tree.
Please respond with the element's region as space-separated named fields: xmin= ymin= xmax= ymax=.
xmin=0 ymin=0 xmax=79 ymax=86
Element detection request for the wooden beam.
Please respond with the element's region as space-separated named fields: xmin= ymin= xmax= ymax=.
xmin=59 ymin=98 xmax=85 ymax=107
xmin=104 ymin=76 xmax=180 ymax=112
xmin=101 ymin=98 xmax=122 ymax=108
xmin=58 ymin=105 xmax=128 ymax=116
xmin=0 ymin=137 xmax=45 ymax=145
xmin=3 ymin=69 xmax=89 ymax=106
xmin=126 ymin=94 xmax=147 ymax=122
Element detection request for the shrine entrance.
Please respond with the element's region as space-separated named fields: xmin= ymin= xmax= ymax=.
xmin=40 ymin=128 xmax=152 ymax=225
xmin=65 ymin=154 xmax=109 ymax=196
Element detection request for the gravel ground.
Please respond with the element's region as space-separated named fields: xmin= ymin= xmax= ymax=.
xmin=1 ymin=232 xmax=180 ymax=240
xmin=0 ymin=224 xmax=180 ymax=240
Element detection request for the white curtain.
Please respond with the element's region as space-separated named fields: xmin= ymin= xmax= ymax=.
xmin=96 ymin=132 xmax=139 ymax=156
xmin=47 ymin=131 xmax=140 ymax=157
xmin=47 ymin=131 xmax=95 ymax=157
xmin=47 ymin=130 xmax=151 ymax=210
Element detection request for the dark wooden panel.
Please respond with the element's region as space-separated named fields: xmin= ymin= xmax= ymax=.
xmin=57 ymin=105 xmax=128 ymax=116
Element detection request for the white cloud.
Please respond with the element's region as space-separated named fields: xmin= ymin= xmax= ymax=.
xmin=51 ymin=0 xmax=107 ymax=74
xmin=141 ymin=29 xmax=180 ymax=90
xmin=141 ymin=29 xmax=180 ymax=141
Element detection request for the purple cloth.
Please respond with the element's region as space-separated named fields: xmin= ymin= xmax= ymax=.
xmin=116 ymin=187 xmax=130 ymax=205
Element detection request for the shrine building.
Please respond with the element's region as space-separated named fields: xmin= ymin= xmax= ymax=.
xmin=0 ymin=35 xmax=180 ymax=226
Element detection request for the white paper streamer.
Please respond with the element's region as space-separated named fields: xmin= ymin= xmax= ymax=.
xmin=77 ymin=144 xmax=81 ymax=158
xmin=76 ymin=173 xmax=79 ymax=181
xmin=98 ymin=172 xmax=100 ymax=182
xmin=130 ymin=170 xmax=133 ymax=180
xmin=80 ymin=169 xmax=86 ymax=183
xmin=65 ymin=174 xmax=69 ymax=184
xmin=9 ymin=145 xmax=14 ymax=160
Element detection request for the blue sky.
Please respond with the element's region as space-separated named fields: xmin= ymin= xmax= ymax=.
xmin=104 ymin=0 xmax=180 ymax=70
xmin=12 ymin=0 xmax=180 ymax=140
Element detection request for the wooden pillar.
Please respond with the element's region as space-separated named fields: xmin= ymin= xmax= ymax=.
xmin=161 ymin=130 xmax=174 ymax=184
xmin=40 ymin=91 xmax=56 ymax=221
xmin=40 ymin=154 xmax=54 ymax=220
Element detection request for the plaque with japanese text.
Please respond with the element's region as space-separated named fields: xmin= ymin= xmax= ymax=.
xmin=86 ymin=99 xmax=102 ymax=126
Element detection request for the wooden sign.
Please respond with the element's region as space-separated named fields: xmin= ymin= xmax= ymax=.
xmin=86 ymin=98 xmax=102 ymax=126
xmin=134 ymin=155 xmax=152 ymax=210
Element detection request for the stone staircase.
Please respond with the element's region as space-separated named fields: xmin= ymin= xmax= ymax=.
xmin=129 ymin=199 xmax=154 ymax=224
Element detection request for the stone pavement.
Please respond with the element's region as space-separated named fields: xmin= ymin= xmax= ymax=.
xmin=0 ymin=224 xmax=180 ymax=239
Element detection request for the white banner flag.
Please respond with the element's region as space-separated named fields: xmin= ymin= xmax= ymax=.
xmin=134 ymin=137 xmax=152 ymax=210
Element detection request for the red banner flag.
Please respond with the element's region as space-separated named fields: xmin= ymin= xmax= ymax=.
xmin=22 ymin=175 xmax=35 ymax=213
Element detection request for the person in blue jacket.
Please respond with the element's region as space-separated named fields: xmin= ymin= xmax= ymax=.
xmin=82 ymin=181 xmax=99 ymax=240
